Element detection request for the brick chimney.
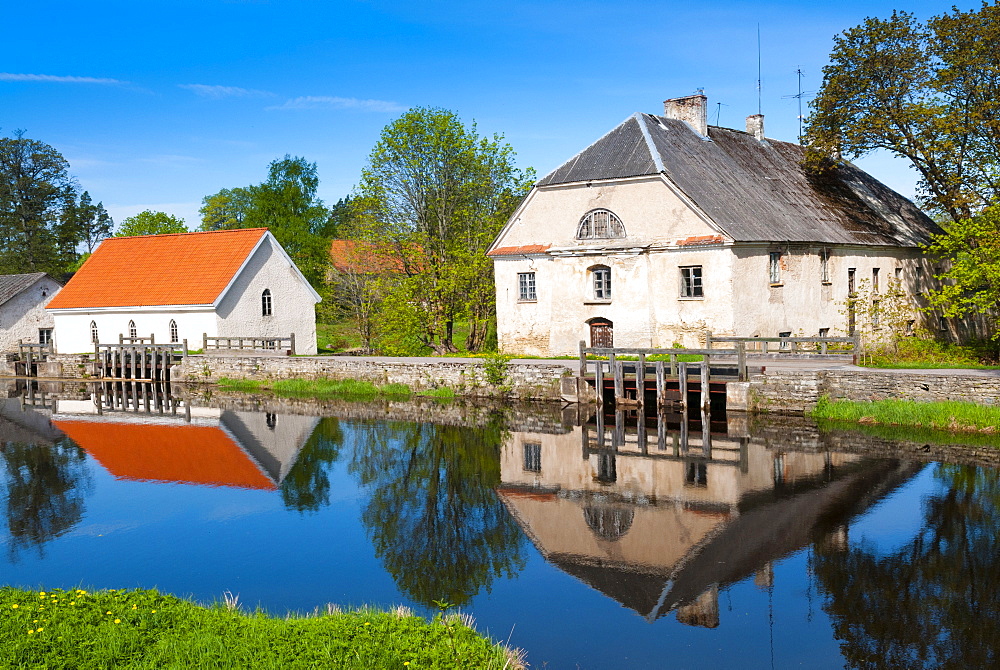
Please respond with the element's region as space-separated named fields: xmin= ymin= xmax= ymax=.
xmin=664 ymin=94 xmax=708 ymax=136
xmin=746 ymin=114 xmax=765 ymax=141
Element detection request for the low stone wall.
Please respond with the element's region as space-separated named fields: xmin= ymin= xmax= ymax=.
xmin=744 ymin=369 xmax=1000 ymax=415
xmin=173 ymin=354 xmax=578 ymax=402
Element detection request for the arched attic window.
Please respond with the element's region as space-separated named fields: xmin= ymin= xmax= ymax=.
xmin=576 ymin=209 xmax=626 ymax=240
xmin=90 ymin=321 xmax=99 ymax=344
xmin=169 ymin=320 xmax=179 ymax=343
xmin=128 ymin=320 xmax=137 ymax=339
xmin=261 ymin=289 xmax=273 ymax=316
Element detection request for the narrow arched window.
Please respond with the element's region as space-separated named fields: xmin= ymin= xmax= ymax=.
xmin=128 ymin=320 xmax=137 ymax=339
xmin=577 ymin=209 xmax=626 ymax=240
xmin=261 ymin=289 xmax=273 ymax=316
xmin=90 ymin=321 xmax=99 ymax=344
xmin=169 ymin=319 xmax=179 ymax=343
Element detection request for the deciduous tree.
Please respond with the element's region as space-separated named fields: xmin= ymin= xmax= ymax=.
xmin=116 ymin=210 xmax=188 ymax=237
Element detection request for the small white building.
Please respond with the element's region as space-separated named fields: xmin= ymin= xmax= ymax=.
xmin=0 ymin=273 xmax=62 ymax=351
xmin=488 ymin=94 xmax=942 ymax=356
xmin=46 ymin=228 xmax=320 ymax=354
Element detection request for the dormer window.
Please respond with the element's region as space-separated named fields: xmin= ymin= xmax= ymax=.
xmin=577 ymin=209 xmax=625 ymax=240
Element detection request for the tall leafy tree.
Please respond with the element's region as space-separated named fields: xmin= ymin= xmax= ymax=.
xmin=806 ymin=3 xmax=1000 ymax=222
xmin=116 ymin=210 xmax=188 ymax=237
xmin=199 ymin=156 xmax=329 ymax=286
xmin=353 ymin=107 xmax=533 ymax=354
xmin=0 ymin=131 xmax=79 ymax=274
xmin=63 ymin=190 xmax=113 ymax=253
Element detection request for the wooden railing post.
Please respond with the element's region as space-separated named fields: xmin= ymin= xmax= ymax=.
xmin=700 ymin=355 xmax=710 ymax=411
xmin=737 ymin=341 xmax=747 ymax=381
xmin=203 ymin=333 xmax=208 ymax=352
xmin=636 ymin=353 xmax=646 ymax=406
xmin=290 ymin=333 xmax=296 ymax=355
xmin=705 ymin=331 xmax=713 ymax=349
xmin=578 ymin=340 xmax=587 ymax=378
xmin=678 ymin=362 xmax=688 ymax=412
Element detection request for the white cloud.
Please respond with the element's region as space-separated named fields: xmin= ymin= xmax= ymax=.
xmin=268 ymin=96 xmax=405 ymax=113
xmin=0 ymin=72 xmax=126 ymax=84
xmin=179 ymin=84 xmax=273 ymax=99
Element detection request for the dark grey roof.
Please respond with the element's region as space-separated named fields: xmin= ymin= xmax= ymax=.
xmin=0 ymin=273 xmax=56 ymax=307
xmin=537 ymin=113 xmax=940 ymax=247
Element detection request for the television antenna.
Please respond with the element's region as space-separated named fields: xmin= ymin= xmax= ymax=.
xmin=714 ymin=101 xmax=730 ymax=127
xmin=782 ymin=68 xmax=814 ymax=143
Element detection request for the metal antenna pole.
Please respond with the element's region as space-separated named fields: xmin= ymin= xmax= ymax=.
xmin=757 ymin=24 xmax=762 ymax=116
xmin=782 ymin=68 xmax=813 ymax=144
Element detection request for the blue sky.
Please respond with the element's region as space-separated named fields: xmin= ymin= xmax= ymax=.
xmin=2 ymin=0 xmax=965 ymax=229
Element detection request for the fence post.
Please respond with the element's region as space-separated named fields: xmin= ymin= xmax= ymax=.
xmin=700 ymin=355 xmax=710 ymax=411
xmin=636 ymin=353 xmax=646 ymax=406
xmin=678 ymin=361 xmax=688 ymax=411
xmin=705 ymin=331 xmax=713 ymax=349
xmin=289 ymin=332 xmax=296 ymax=356
xmin=737 ymin=341 xmax=747 ymax=381
xmin=578 ymin=340 xmax=587 ymax=378
xmin=203 ymin=333 xmax=208 ymax=352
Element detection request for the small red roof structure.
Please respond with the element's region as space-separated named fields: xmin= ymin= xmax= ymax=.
xmin=54 ymin=420 xmax=277 ymax=490
xmin=487 ymin=244 xmax=551 ymax=257
xmin=329 ymin=239 xmax=413 ymax=274
xmin=47 ymin=228 xmax=270 ymax=309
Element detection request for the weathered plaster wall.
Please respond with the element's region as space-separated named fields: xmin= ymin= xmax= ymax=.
xmin=0 ymin=276 xmax=61 ymax=351
xmin=215 ymin=236 xmax=319 ymax=354
xmin=173 ymin=355 xmax=574 ymax=401
xmin=729 ymin=245 xmax=932 ymax=340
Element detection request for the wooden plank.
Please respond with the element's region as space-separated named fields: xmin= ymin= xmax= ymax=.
xmin=611 ymin=353 xmax=624 ymax=403
xmin=678 ymin=362 xmax=688 ymax=412
xmin=636 ymin=353 xmax=646 ymax=407
xmin=700 ymin=356 xmax=710 ymax=412
xmin=737 ymin=341 xmax=747 ymax=381
xmin=578 ymin=340 xmax=587 ymax=378
xmin=655 ymin=361 xmax=665 ymax=407
xmin=594 ymin=362 xmax=604 ymax=406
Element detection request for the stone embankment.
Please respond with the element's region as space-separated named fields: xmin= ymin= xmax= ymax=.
xmin=728 ymin=368 xmax=1000 ymax=414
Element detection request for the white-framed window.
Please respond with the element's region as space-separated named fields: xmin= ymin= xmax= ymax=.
xmin=518 ymin=272 xmax=537 ymax=301
xmin=169 ymin=319 xmax=179 ymax=343
xmin=769 ymin=252 xmax=782 ymax=284
xmin=90 ymin=321 xmax=99 ymax=344
xmin=128 ymin=320 xmax=137 ymax=339
xmin=680 ymin=266 xmax=703 ymax=298
xmin=591 ymin=266 xmax=612 ymax=300
xmin=261 ymin=289 xmax=273 ymax=316
xmin=576 ymin=209 xmax=626 ymax=240
xmin=38 ymin=328 xmax=53 ymax=345
xmin=523 ymin=443 xmax=541 ymax=472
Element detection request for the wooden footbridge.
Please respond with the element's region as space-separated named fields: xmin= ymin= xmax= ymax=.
xmin=578 ymin=335 xmax=859 ymax=410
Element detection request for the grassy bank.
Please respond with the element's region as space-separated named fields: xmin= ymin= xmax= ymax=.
xmin=0 ymin=587 xmax=519 ymax=669
xmin=218 ymin=377 xmax=456 ymax=400
xmin=860 ymin=337 xmax=1000 ymax=370
xmin=810 ymin=395 xmax=1000 ymax=434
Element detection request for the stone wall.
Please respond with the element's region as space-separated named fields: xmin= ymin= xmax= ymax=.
xmin=747 ymin=369 xmax=1000 ymax=415
xmin=173 ymin=354 xmax=577 ymax=401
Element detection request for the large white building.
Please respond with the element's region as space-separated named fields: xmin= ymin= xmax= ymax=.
xmin=488 ymin=94 xmax=943 ymax=356
xmin=46 ymin=228 xmax=320 ymax=354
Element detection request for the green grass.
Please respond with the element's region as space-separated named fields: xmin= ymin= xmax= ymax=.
xmin=816 ymin=417 xmax=1000 ymax=449
xmin=810 ymin=395 xmax=1000 ymax=434
xmin=217 ymin=377 xmax=426 ymax=400
xmin=416 ymin=387 xmax=456 ymax=399
xmin=0 ymin=587 xmax=518 ymax=669
xmin=860 ymin=337 xmax=1000 ymax=369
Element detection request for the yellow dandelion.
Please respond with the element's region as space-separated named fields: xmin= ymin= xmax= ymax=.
xmin=70 ymin=601 xmax=75 ymax=605
xmin=132 ymin=605 xmax=137 ymax=610
xmin=10 ymin=604 xmax=17 ymax=609
xmin=364 ymin=622 xmax=370 ymax=626
xmin=27 ymin=630 xmax=34 ymax=635
xmin=39 ymin=592 xmax=45 ymax=596
xmin=36 ymin=627 xmax=43 ymax=632
xmin=33 ymin=620 xmax=37 ymax=623
xmin=114 ymin=619 xmax=121 ymax=624
xmin=77 ymin=590 xmax=86 ymax=595
xmin=404 ymin=663 xmax=410 ymax=667
xmin=151 ymin=610 xmax=156 ymax=613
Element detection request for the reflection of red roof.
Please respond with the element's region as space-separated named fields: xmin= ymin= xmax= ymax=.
xmin=329 ymin=240 xmax=410 ymax=274
xmin=54 ymin=420 xmax=276 ymax=490
xmin=487 ymin=244 xmax=550 ymax=257
xmin=47 ymin=228 xmax=268 ymax=309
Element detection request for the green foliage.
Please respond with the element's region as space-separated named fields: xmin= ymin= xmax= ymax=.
xmin=417 ymin=386 xmax=456 ymax=399
xmin=62 ymin=190 xmax=113 ymax=254
xmin=839 ymin=277 xmax=916 ymax=351
xmin=218 ymin=377 xmax=414 ymax=399
xmin=0 ymin=131 xmax=82 ymax=274
xmin=482 ymin=350 xmax=511 ymax=387
xmin=352 ymin=107 xmax=534 ymax=354
xmin=924 ymin=205 xmax=1000 ymax=337
xmin=199 ymin=156 xmax=330 ymax=286
xmin=861 ymin=335 xmax=995 ymax=369
xmin=0 ymin=587 xmax=516 ymax=669
xmin=810 ymin=395 xmax=1000 ymax=433
xmin=806 ymin=4 xmax=1000 ymax=221
xmin=116 ymin=210 xmax=188 ymax=237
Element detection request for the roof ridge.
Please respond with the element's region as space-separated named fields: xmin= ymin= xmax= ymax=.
xmin=537 ymin=113 xmax=647 ymax=184
xmin=110 ymin=227 xmax=269 ymax=241
xmin=635 ymin=113 xmax=666 ymax=173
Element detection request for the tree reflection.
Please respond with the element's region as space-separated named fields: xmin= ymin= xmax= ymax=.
xmin=349 ymin=416 xmax=526 ymax=607
xmin=814 ymin=464 xmax=1000 ymax=669
xmin=280 ymin=417 xmax=344 ymax=513
xmin=0 ymin=438 xmax=92 ymax=561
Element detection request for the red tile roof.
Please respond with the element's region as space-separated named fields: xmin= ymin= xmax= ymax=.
xmin=47 ymin=228 xmax=269 ymax=309
xmin=329 ymin=240 xmax=410 ymax=274
xmin=487 ymin=244 xmax=551 ymax=257
xmin=676 ymin=235 xmax=725 ymax=247
xmin=55 ymin=420 xmax=276 ymax=490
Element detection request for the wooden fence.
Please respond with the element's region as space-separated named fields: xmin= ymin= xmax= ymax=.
xmin=202 ymin=334 xmax=296 ymax=355
xmin=705 ymin=333 xmax=860 ymax=357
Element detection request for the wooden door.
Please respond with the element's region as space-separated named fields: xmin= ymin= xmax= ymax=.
xmin=589 ymin=319 xmax=613 ymax=348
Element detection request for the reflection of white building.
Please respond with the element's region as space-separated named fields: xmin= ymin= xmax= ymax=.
xmin=51 ymin=407 xmax=318 ymax=490
xmin=46 ymin=228 xmax=320 ymax=354
xmin=498 ymin=419 xmax=919 ymax=625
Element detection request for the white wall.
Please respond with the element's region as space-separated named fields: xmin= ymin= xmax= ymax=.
xmin=0 ymin=276 xmax=61 ymax=351
xmin=51 ymin=309 xmax=218 ymax=353
xmin=215 ymin=236 xmax=319 ymax=354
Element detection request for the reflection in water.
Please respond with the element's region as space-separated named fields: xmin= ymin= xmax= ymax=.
xmin=814 ymin=464 xmax=1000 ymax=669
xmin=0 ymin=438 xmax=91 ymax=561
xmin=348 ymin=417 xmax=526 ymax=607
xmin=279 ymin=417 xmax=343 ymax=513
xmin=499 ymin=407 xmax=923 ymax=626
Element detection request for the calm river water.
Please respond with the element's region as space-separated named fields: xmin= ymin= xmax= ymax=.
xmin=1 ymin=381 xmax=998 ymax=669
